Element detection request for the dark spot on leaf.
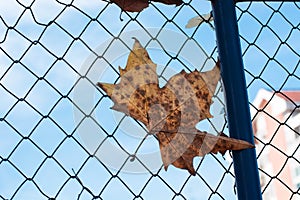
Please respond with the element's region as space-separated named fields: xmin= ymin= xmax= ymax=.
xmin=135 ymin=65 xmax=140 ymax=70
xmin=135 ymin=92 xmax=140 ymax=98
xmin=176 ymin=78 xmax=184 ymax=85
xmin=138 ymin=89 xmax=146 ymax=96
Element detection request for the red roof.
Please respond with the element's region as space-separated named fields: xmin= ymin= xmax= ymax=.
xmin=276 ymin=91 xmax=300 ymax=102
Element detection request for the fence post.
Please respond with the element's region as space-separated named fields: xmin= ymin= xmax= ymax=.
xmin=210 ymin=0 xmax=262 ymax=199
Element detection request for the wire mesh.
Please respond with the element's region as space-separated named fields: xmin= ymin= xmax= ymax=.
xmin=236 ymin=2 xmax=300 ymax=200
xmin=0 ymin=0 xmax=299 ymax=199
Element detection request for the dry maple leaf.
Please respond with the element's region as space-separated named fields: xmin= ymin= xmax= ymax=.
xmin=97 ymin=38 xmax=254 ymax=175
xmin=109 ymin=0 xmax=183 ymax=12
xmin=98 ymin=38 xmax=158 ymax=125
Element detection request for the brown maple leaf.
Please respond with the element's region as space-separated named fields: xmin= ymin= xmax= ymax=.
xmin=109 ymin=0 xmax=183 ymax=12
xmin=98 ymin=38 xmax=158 ymax=125
xmin=97 ymin=38 xmax=254 ymax=175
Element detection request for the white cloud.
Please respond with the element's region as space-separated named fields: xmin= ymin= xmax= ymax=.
xmin=0 ymin=1 xmax=24 ymax=25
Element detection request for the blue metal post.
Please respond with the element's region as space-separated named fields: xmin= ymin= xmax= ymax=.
xmin=211 ymin=0 xmax=262 ymax=199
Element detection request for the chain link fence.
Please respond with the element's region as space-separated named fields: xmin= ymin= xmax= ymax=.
xmin=237 ymin=2 xmax=300 ymax=200
xmin=0 ymin=0 xmax=299 ymax=199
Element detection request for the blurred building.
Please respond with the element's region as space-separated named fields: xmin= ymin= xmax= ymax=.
xmin=251 ymin=89 xmax=300 ymax=200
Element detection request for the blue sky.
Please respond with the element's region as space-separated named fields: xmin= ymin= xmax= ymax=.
xmin=0 ymin=0 xmax=299 ymax=199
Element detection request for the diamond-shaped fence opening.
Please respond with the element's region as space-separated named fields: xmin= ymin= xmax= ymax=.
xmin=0 ymin=1 xmax=299 ymax=199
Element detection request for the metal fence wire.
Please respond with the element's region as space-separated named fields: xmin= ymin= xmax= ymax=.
xmin=0 ymin=0 xmax=299 ymax=199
